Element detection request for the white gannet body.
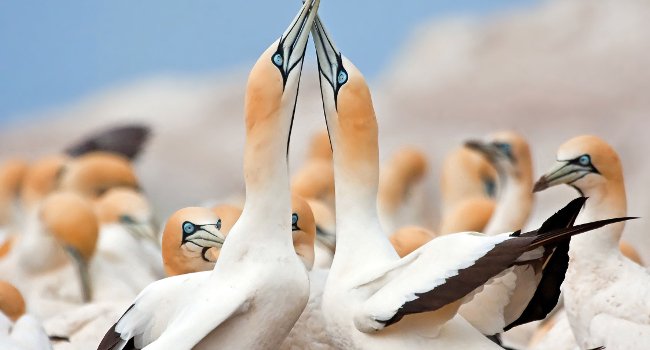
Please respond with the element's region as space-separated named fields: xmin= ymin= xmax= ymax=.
xmin=533 ymin=135 xmax=650 ymax=349
xmin=310 ymin=16 xmax=625 ymax=349
xmin=98 ymin=2 xmax=318 ymax=348
xmin=0 ymin=281 xmax=52 ymax=350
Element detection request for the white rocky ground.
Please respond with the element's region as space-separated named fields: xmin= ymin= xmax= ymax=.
xmin=1 ymin=0 xmax=648 ymax=260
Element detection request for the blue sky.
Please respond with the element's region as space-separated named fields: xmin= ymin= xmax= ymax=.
xmin=0 ymin=0 xmax=538 ymax=123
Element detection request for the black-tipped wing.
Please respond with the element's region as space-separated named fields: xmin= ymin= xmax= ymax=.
xmin=503 ymin=197 xmax=585 ymax=330
xmin=98 ymin=305 xmax=137 ymax=350
xmin=66 ymin=124 xmax=150 ymax=160
xmin=355 ymin=206 xmax=633 ymax=332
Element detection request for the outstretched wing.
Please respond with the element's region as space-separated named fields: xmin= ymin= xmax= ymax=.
xmin=98 ymin=272 xmax=210 ymax=350
xmin=66 ymin=124 xmax=150 ymax=160
xmin=355 ymin=201 xmax=631 ymax=334
xmin=354 ymin=232 xmax=520 ymax=333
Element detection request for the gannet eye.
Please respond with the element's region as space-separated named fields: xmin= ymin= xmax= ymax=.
xmin=497 ymin=143 xmax=511 ymax=155
xmin=182 ymin=222 xmax=195 ymax=235
xmin=337 ymin=70 xmax=348 ymax=85
xmin=273 ymin=53 xmax=284 ymax=67
xmin=216 ymin=219 xmax=222 ymax=230
xmin=292 ymin=213 xmax=299 ymax=225
xmin=578 ymin=155 xmax=591 ymax=166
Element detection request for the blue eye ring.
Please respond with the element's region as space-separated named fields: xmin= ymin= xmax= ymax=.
xmin=578 ymin=155 xmax=591 ymax=166
xmin=216 ymin=219 xmax=222 ymax=230
xmin=292 ymin=213 xmax=299 ymax=225
xmin=498 ymin=143 xmax=511 ymax=153
xmin=337 ymin=70 xmax=348 ymax=85
xmin=182 ymin=222 xmax=195 ymax=235
xmin=272 ymin=53 xmax=283 ymax=67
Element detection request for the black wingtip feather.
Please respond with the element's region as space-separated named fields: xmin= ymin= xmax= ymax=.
xmin=66 ymin=124 xmax=151 ymax=160
xmin=537 ymin=197 xmax=586 ymax=233
xmin=97 ymin=304 xmax=137 ymax=350
xmin=504 ymin=240 xmax=570 ymax=331
xmin=530 ymin=216 xmax=636 ymax=249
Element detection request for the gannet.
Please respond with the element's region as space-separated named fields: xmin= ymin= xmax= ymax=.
xmin=378 ymin=147 xmax=431 ymax=234
xmin=438 ymin=146 xmax=497 ymax=234
xmin=94 ymin=188 xmax=163 ymax=290
xmin=0 ymin=281 xmax=52 ymax=350
xmin=533 ymin=135 xmax=650 ymax=349
xmin=466 ymin=131 xmax=534 ymax=235
xmin=98 ymin=2 xmax=318 ymax=348
xmin=15 ymin=191 xmax=100 ymax=306
xmin=311 ymin=15 xmax=629 ymax=349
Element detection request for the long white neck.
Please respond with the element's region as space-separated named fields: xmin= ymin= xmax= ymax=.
xmin=484 ymin=173 xmax=533 ymax=235
xmin=220 ymin=75 xmax=296 ymax=257
xmin=570 ymin=179 xmax=627 ymax=262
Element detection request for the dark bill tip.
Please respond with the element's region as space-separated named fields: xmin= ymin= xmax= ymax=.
xmin=533 ymin=176 xmax=550 ymax=193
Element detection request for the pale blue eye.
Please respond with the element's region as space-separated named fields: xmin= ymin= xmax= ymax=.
xmin=183 ymin=222 xmax=195 ymax=235
xmin=292 ymin=214 xmax=299 ymax=225
xmin=579 ymin=155 xmax=590 ymax=166
xmin=337 ymin=70 xmax=348 ymax=85
xmin=273 ymin=53 xmax=283 ymax=67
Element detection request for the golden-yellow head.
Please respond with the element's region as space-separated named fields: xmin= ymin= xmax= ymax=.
xmin=244 ymin=0 xmax=320 ymax=138
xmin=534 ymin=135 xmax=622 ymax=193
xmin=40 ymin=191 xmax=99 ymax=261
xmin=0 ymin=281 xmax=26 ymax=322
xmin=162 ymin=207 xmax=226 ymax=276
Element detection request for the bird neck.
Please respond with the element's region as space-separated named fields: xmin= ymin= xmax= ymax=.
xmin=236 ymin=92 xmax=294 ymax=244
xmin=484 ymin=172 xmax=533 ymax=235
xmin=327 ymin=99 xmax=398 ymax=270
xmin=571 ymin=179 xmax=627 ymax=260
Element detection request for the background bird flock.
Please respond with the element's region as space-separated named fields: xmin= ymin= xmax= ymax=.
xmin=0 ymin=0 xmax=648 ymax=349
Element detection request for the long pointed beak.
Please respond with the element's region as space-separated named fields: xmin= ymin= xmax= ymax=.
xmin=62 ymin=245 xmax=92 ymax=302
xmin=278 ymin=0 xmax=320 ymax=76
xmin=124 ymin=222 xmax=160 ymax=247
xmin=465 ymin=140 xmax=501 ymax=164
xmin=311 ymin=15 xmax=343 ymax=96
xmin=533 ymin=161 xmax=589 ymax=192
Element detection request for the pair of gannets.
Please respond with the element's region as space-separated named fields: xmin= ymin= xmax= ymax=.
xmin=99 ymin=1 xmax=321 ymax=348
xmin=309 ymin=13 xmax=629 ymax=349
xmin=530 ymin=135 xmax=650 ymax=349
